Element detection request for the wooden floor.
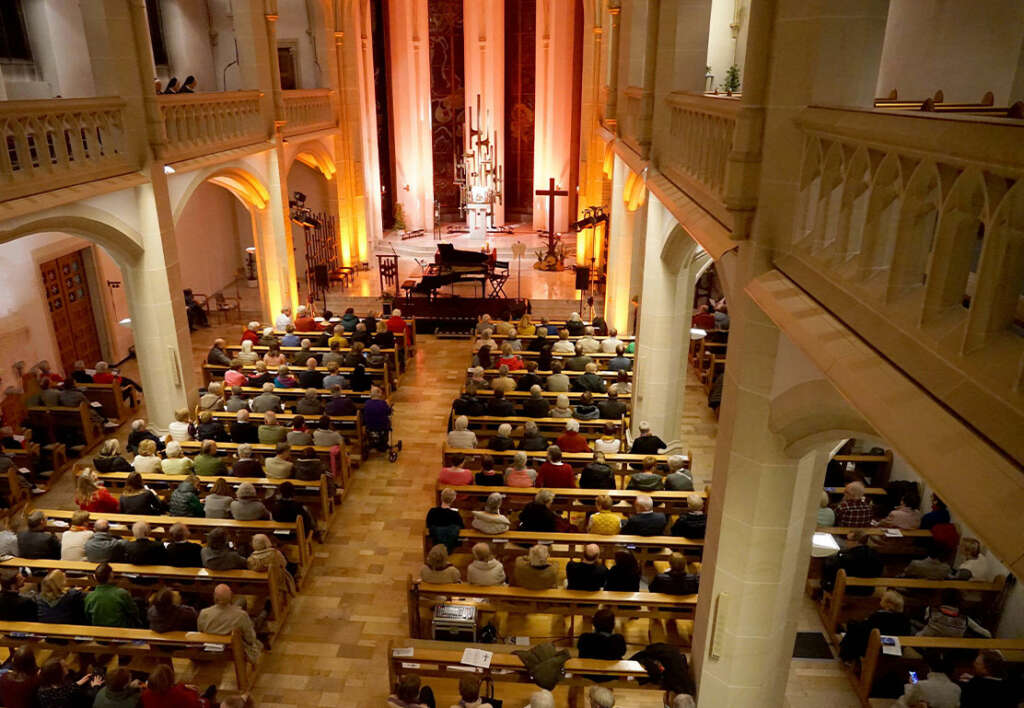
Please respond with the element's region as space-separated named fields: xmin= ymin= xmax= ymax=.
xmin=47 ymin=301 xmax=861 ymax=707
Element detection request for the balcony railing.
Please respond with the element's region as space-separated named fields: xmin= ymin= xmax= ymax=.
xmin=0 ymin=98 xmax=134 ymax=201
xmin=619 ymin=85 xmax=652 ymax=156
xmin=282 ymin=89 xmax=336 ymax=136
xmin=777 ymin=105 xmax=1024 ymax=466
xmin=157 ymin=91 xmax=266 ymax=162
xmin=660 ymin=92 xmax=739 ymax=214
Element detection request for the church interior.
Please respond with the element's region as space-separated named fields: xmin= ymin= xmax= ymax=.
xmin=0 ymin=0 xmax=1021 ymax=706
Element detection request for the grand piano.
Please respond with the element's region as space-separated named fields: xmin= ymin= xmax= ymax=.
xmin=404 ymin=243 xmax=508 ymax=299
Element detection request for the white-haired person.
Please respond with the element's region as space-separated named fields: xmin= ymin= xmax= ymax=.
xmin=490 ymin=364 xmax=516 ymax=393
xmin=817 ymin=490 xmax=836 ymax=527
xmin=512 ymin=543 xmax=558 ymax=590
xmin=131 ymin=439 xmax=162 ymax=475
xmin=621 ymin=494 xmax=668 ymax=536
xmin=241 ymin=320 xmax=261 ymax=345
xmin=835 ymin=481 xmax=873 ymax=527
xmin=671 ymin=494 xmax=707 ymax=538
xmin=549 ymin=393 xmax=573 ymax=418
xmin=446 ymin=415 xmax=478 ymax=449
xmin=471 ymin=492 xmax=511 ymax=534
xmin=664 ymin=455 xmax=693 ymax=491
xmin=527 ymin=690 xmax=555 ymax=708
xmin=274 ymin=306 xmax=293 ymax=331
xmin=237 ymin=338 xmax=259 ymax=365
xmin=489 ymin=423 xmax=515 ymax=451
xmin=588 ymin=686 xmax=615 ymax=708
xmin=92 ymin=439 xmax=132 ymax=473
xmin=466 ymin=542 xmax=506 ymax=586
xmin=556 ymin=419 xmax=591 ymax=453
xmin=123 ymin=520 xmax=167 ymax=565
xmin=126 ymin=419 xmax=163 ymax=454
xmin=159 ymin=441 xmax=193 ymax=475
xmin=629 ymin=421 xmax=666 ymax=456
xmin=576 ymin=326 xmax=600 ymax=354
xmin=504 ymin=451 xmax=536 ymax=487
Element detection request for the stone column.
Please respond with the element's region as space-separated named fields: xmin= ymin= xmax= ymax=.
xmin=264 ymin=149 xmax=301 ymax=311
xmin=603 ymin=1 xmax=621 ymax=127
xmin=533 ymin=0 xmax=577 ymax=233
xmin=387 ymin=0 xmax=433 ymax=233
xmin=603 ymin=154 xmax=647 ymax=334
xmin=463 ymin=0 xmax=505 ymax=227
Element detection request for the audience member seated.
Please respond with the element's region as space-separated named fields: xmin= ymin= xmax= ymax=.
xmin=84 ymin=519 xmax=124 ymax=562
xmin=275 ymin=307 xmax=294 ymax=331
xmin=169 ymin=477 xmax=205 ymax=518
xmin=549 ymin=394 xmax=573 ymax=419
xmin=225 ymin=386 xmax=249 ymax=413
xmin=204 ymin=477 xmax=234 ymax=519
xmin=518 ymin=489 xmax=560 ymax=532
xmin=119 ymin=471 xmax=165 ymax=515
xmin=196 ymin=410 xmax=228 ymax=443
xmin=608 ymin=371 xmax=632 ymax=396
xmin=474 ymin=455 xmax=504 ymax=485
xmin=505 ymin=451 xmax=537 ymax=487
xmin=902 ymin=542 xmax=953 ymax=579
xmin=919 ymin=589 xmax=988 ymax=638
xmin=592 ymin=424 xmax=621 ymax=454
xmin=388 ymin=674 xmax=435 ymax=708
xmin=198 ymin=584 xmax=262 ymax=665
xmin=955 ymin=537 xmax=999 ymax=591
xmin=207 ymin=339 xmax=232 ymax=366
xmin=587 ymin=495 xmax=622 ymax=535
xmin=273 ymin=365 xmax=298 ymax=389
xmin=629 ymin=421 xmax=666 ymax=456
xmin=497 ymin=345 xmax=525 ymax=372
xmin=959 ymin=650 xmax=1015 ymax=707
xmin=322 ymin=387 xmax=354 ymax=417
xmin=285 ymin=416 xmax=313 ymax=447
xmin=566 ymin=544 xmax=607 ymax=591
xmin=439 ymin=455 xmax=473 ymax=485
xmin=880 ymin=491 xmax=923 ymax=530
xmin=817 ymin=491 xmax=835 ymax=527
xmin=574 ymin=364 xmax=607 ymax=394
xmin=194 ymin=440 xmax=228 ymax=477
xmin=838 ymin=590 xmax=911 ymax=661
xmin=556 ymin=420 xmax=591 ymax=453
xmin=426 ymin=488 xmax=464 ymax=552
xmin=515 ymin=361 xmax=543 ymax=392
xmin=920 ymin=494 xmax=951 ymax=530
xmin=289 ymin=388 xmax=321 ymax=417
xmin=201 ymin=529 xmax=247 ymax=570
xmin=280 ymin=324 xmax=300 ymax=348
xmin=127 ymin=419 xmax=164 ymax=454
xmin=821 ymin=530 xmax=882 ymax=595
xmin=271 ymin=481 xmax=315 ymax=538
xmin=599 ymin=329 xmax=622 ymax=354
xmin=546 ymin=362 xmax=570 ymax=393
xmin=147 ymin=587 xmax=198 ymax=633
xmin=604 ymin=550 xmax=641 ymax=592
xmin=223 ymin=360 xmax=248 ymax=389
xmin=519 ymin=421 xmax=549 ymax=452
xmin=198 ymin=382 xmax=225 ymax=412
xmin=227 ymin=410 xmax=257 ymax=445
xmin=60 ymin=511 xmax=93 ymax=561
xmin=649 ymin=552 xmax=699 ymax=595
xmin=0 ymin=646 xmax=40 ymax=706
xmin=834 ymin=481 xmax=874 ymax=527
xmin=621 ymin=495 xmax=668 ymax=536
xmin=576 ymin=608 xmax=626 ymax=669
xmin=85 ymin=563 xmax=140 ymax=627
xmin=447 ymin=416 xmax=478 ymax=448
xmin=574 ymin=391 xmax=601 ymax=420
xmin=34 ymin=569 xmax=84 ymax=625
xmin=421 ymin=544 xmax=462 ymax=584
xmin=17 ymin=511 xmax=59 ymax=559
xmin=123 ymin=520 xmax=167 ymax=565
xmin=247 ymin=361 xmax=273 ymax=388
xmin=248 ymin=533 xmax=296 ymax=594
xmin=75 ymin=474 xmax=119 ymax=513
xmin=454 ymin=385 xmax=486 ymax=417
xmin=241 ymin=321 xmax=261 ymax=345
xmin=672 ymin=496 xmax=707 ymax=538
xmin=471 ymin=493 xmax=511 ymax=534
xmin=552 ymin=330 xmax=575 ymax=355
xmin=607 ymin=346 xmax=632 ymax=372
xmin=129 ymin=438 xmax=161 ymax=475
xmin=486 ymin=389 xmax=516 ymax=417
xmin=579 ymin=452 xmax=615 ymax=489
xmin=519 ymin=386 xmax=548 ymax=419
xmin=467 ymin=543 xmax=506 ymax=586
xmin=628 ymin=456 xmax=664 ymax=491
xmin=251 ymin=383 xmax=283 ymax=414
xmin=312 ymin=417 xmax=344 ymax=448
xmin=165 ymin=523 xmax=203 ymax=567
xmin=293 ymin=447 xmax=325 ymax=482
xmin=167 ymin=408 xmax=194 ymax=443
xmin=537 ymin=446 xmax=576 ymax=488
xmin=487 ymin=424 xmax=515 ymax=453
xmin=265 ymin=443 xmax=293 ymax=479
xmin=35 ymin=658 xmax=101 ymax=706
xmin=237 ymin=339 xmax=259 ymax=365
xmin=93 ymin=439 xmax=132 ymax=472
xmin=258 ymin=411 xmax=287 ymax=445
xmin=374 ymin=322 xmax=396 ymax=350
xmin=664 ymin=456 xmax=693 ymax=491
xmin=0 ymin=571 xmax=37 ymax=620
xmin=161 ymin=441 xmax=194 ymax=474
xmin=263 ymin=344 xmax=288 ymax=368
xmin=513 ymin=544 xmax=559 ymax=590
xmin=565 ymin=313 xmax=585 ymax=336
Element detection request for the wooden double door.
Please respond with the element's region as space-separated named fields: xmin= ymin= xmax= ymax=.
xmin=40 ymin=249 xmax=103 ymax=375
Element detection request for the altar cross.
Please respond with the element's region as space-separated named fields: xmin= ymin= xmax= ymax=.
xmin=536 ymin=177 xmax=569 ymax=257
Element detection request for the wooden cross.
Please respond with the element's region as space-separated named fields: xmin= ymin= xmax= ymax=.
xmin=536 ymin=177 xmax=569 ymax=258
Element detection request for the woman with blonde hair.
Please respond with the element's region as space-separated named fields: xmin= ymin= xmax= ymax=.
xmin=446 ymin=415 xmax=478 ymax=449
xmin=198 ymin=381 xmax=224 ymax=411
xmin=35 ymin=570 xmax=84 ymax=624
xmin=516 ymin=312 xmax=535 ymax=337
xmin=132 ymin=438 xmax=163 ymax=475
xmin=166 ymin=407 xmax=193 ymax=442
xmin=504 ymin=451 xmax=536 ymax=487
xmin=237 ymin=338 xmax=259 ymax=364
xmin=248 ymin=533 xmax=297 ymax=595
xmin=587 ymin=495 xmax=622 ymax=535
xmin=160 ymin=441 xmax=193 ymax=475
xmin=75 ymin=473 xmax=118 ymax=513
xmin=550 ymin=393 xmax=573 ymax=418
xmin=420 ymin=544 xmax=462 ymax=584
xmin=471 ymin=492 xmax=511 ymax=534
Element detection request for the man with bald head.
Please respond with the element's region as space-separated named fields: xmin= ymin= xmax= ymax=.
xmin=250 ymin=382 xmax=282 ymax=413
xmin=207 ymin=338 xmax=232 ymax=366
xmin=621 ymin=494 xmax=668 ymax=536
xmin=84 ymin=518 xmax=125 ymax=562
xmin=198 ymin=584 xmax=262 ymax=664
xmin=566 ymin=543 xmax=607 ymax=591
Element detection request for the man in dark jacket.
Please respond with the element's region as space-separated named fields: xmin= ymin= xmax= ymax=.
xmin=597 ymin=390 xmax=628 ymax=419
xmin=17 ymin=511 xmax=60 ymax=559
xmin=207 ymin=339 xmax=232 ymax=366
xmin=230 ymin=410 xmax=260 ymax=444
xmin=453 ymin=386 xmax=487 ymax=416
xmin=84 ymin=519 xmax=125 ymax=562
xmin=164 ymin=523 xmax=203 ymax=567
xmin=629 ymin=422 xmax=666 ymax=455
xmin=648 ymin=553 xmax=699 ymax=595
xmin=579 ymin=453 xmax=616 ymax=489
xmin=565 ymin=544 xmax=608 ymax=591
xmin=518 ymin=490 xmax=559 ymax=532
xmin=521 ymin=386 xmax=551 ymax=418
xmin=822 ymin=529 xmax=883 ymax=595
xmin=515 ymin=361 xmax=544 ymax=391
xmin=0 ymin=570 xmax=36 ymax=620
xmin=620 ymin=495 xmax=668 ymax=536
xmin=486 ymin=389 xmax=517 ymax=417
xmin=122 ymin=521 xmax=167 ymax=565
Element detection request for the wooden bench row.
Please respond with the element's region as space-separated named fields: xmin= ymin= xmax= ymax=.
xmin=202 ymin=362 xmax=393 ymax=397
xmin=454 ymin=415 xmax=631 ymax=444
xmin=224 ymin=343 xmax=402 ymax=378
xmin=469 ymin=366 xmax=633 ymax=382
xmin=27 ymin=404 xmax=103 ymax=450
xmin=78 ymin=380 xmax=137 ymax=422
xmin=201 ymin=410 xmax=365 ymax=460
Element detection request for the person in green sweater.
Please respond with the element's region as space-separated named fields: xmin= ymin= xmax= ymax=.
xmin=84 ymin=563 xmax=140 ymax=627
xmin=93 ymin=667 xmax=142 ymax=708
xmin=258 ymin=411 xmax=287 ymax=444
xmin=192 ymin=440 xmax=227 ymax=476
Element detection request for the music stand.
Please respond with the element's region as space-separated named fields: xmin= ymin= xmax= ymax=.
xmin=377 ymin=254 xmax=399 ymax=298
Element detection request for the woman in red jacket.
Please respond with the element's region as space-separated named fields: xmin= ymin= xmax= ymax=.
xmin=141 ymin=665 xmax=209 ymax=708
xmin=74 ymin=474 xmax=119 ymax=513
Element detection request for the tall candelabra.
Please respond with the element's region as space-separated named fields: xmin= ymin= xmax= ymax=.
xmin=456 ymin=94 xmax=503 ymax=232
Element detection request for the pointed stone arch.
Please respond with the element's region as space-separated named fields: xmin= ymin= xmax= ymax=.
xmin=769 ymin=379 xmax=877 ymax=457
xmin=172 ymin=166 xmax=272 ymax=224
xmin=287 ymin=140 xmax=337 ymax=180
xmin=0 ymin=212 xmax=144 ymax=269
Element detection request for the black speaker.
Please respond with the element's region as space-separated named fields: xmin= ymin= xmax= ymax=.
xmin=574 ymin=266 xmax=590 ymax=290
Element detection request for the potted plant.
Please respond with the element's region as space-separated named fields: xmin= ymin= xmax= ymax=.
xmin=723 ymin=64 xmax=741 ymax=96
xmin=392 ymin=202 xmax=407 ymax=233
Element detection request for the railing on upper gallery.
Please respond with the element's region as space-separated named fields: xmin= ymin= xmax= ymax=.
xmin=0 ymin=97 xmax=134 ymax=201
xmin=157 ymin=91 xmax=266 ymax=162
xmin=619 ymin=85 xmax=653 ymax=157
xmin=281 ymin=89 xmax=336 ymax=136
xmin=660 ymin=91 xmax=740 ymax=211
xmin=780 ymin=104 xmax=1024 ymax=465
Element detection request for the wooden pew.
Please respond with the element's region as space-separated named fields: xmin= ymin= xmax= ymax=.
xmin=408 ymin=576 xmax=697 ymax=642
xmin=0 ymin=621 xmax=252 ymax=689
xmin=85 ymin=468 xmax=334 ymax=529
xmin=203 ymin=361 xmax=393 ymax=398
xmin=79 ymin=380 xmax=135 ymax=422
xmin=857 ymin=630 xmax=1024 ymax=707
xmin=470 ymin=367 xmax=632 ymax=383
xmin=483 ymin=349 xmax=634 ymax=361
xmin=387 ymin=638 xmax=666 ymax=708
xmin=824 ymin=486 xmax=887 ymax=497
xmin=819 ymin=569 xmax=1007 ymax=643
xmin=463 ymin=389 xmax=632 ymax=409
xmin=832 ymin=450 xmax=893 ymax=487
xmin=27 ymin=403 xmax=102 ymax=451
xmin=458 ymin=415 xmax=630 ymax=445
xmin=1 ymin=557 xmax=289 ymax=631
xmin=442 ymin=443 xmax=688 ymax=489
xmin=437 ymin=485 xmax=706 ymax=518
xmin=206 ymin=410 xmax=365 ymax=462
xmin=224 ymin=344 xmax=401 ymax=383
xmin=431 ymin=528 xmax=703 ymax=564
xmin=178 ymin=439 xmax=350 ymax=497
xmin=38 ymin=508 xmax=311 ymax=578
